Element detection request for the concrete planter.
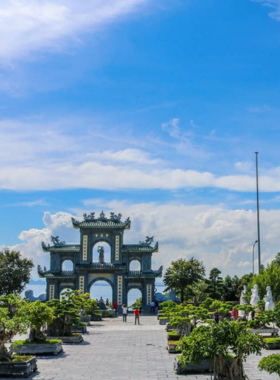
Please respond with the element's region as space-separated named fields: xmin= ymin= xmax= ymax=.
xmin=0 ymin=357 xmax=37 ymax=378
xmin=167 ymin=340 xmax=181 ymax=354
xmin=12 ymin=341 xmax=63 ymax=356
xmin=157 ymin=314 xmax=165 ymax=320
xmin=174 ymin=357 xmax=211 ymax=374
xmin=165 ymin=324 xmax=175 ymax=332
xmin=167 ymin=333 xmax=180 ymax=341
xmin=266 ymin=342 xmax=280 ymax=350
xmin=91 ymin=315 xmax=102 ymax=321
xmin=80 ymin=315 xmax=91 ymax=325
xmin=72 ymin=325 xmax=88 ymax=334
xmin=159 ymin=318 xmax=169 ymax=325
xmin=47 ymin=334 xmax=83 ymax=344
xmin=249 ymin=328 xmax=278 ymax=335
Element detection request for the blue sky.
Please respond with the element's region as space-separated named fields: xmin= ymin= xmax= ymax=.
xmin=1 ymin=0 xmax=280 ymax=279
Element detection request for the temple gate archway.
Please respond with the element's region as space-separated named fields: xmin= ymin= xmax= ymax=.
xmin=39 ymin=211 xmax=162 ymax=311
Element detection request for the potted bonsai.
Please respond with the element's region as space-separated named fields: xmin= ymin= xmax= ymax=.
xmin=46 ymin=292 xmax=83 ymax=343
xmin=0 ymin=295 xmax=37 ymax=377
xmin=12 ymin=300 xmax=63 ymax=355
xmin=175 ymin=319 xmax=266 ymax=378
xmin=70 ymin=290 xmax=100 ymax=324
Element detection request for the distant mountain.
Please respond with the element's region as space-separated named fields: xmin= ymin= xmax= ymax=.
xmin=28 ymin=279 xmax=46 ymax=285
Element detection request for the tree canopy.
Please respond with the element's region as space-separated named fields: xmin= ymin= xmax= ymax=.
xmin=0 ymin=249 xmax=33 ymax=296
xmin=163 ymin=258 xmax=205 ymax=302
xmin=206 ymin=268 xmax=224 ymax=300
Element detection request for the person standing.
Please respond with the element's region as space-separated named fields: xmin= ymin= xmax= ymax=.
xmin=134 ymin=307 xmax=140 ymax=325
xmin=113 ymin=301 xmax=118 ymax=317
xmin=231 ymin=307 xmax=238 ymax=320
xmin=155 ymin=300 xmax=159 ymax=315
xmin=122 ymin=304 xmax=128 ymax=322
xmin=150 ymin=300 xmax=155 ymax=314
xmin=213 ymin=309 xmax=220 ymax=323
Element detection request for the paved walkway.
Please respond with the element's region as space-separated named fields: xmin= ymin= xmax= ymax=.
xmin=6 ymin=316 xmax=279 ymax=379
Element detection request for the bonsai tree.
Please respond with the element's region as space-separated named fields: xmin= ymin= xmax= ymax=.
xmin=20 ymin=301 xmax=54 ymax=342
xmin=258 ymin=354 xmax=280 ymax=378
xmin=178 ymin=320 xmax=266 ymax=380
xmin=0 ymin=294 xmax=23 ymax=316
xmin=46 ymin=293 xmax=81 ymax=336
xmin=185 ymin=305 xmax=209 ymax=327
xmin=68 ymin=290 xmax=98 ymax=316
xmin=169 ymin=316 xmax=191 ymax=338
xmin=201 ymin=297 xmax=215 ymax=310
xmin=0 ymin=295 xmax=29 ymax=361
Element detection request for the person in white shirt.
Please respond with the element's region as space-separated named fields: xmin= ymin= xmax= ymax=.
xmin=150 ymin=301 xmax=155 ymax=314
xmin=122 ymin=304 xmax=128 ymax=322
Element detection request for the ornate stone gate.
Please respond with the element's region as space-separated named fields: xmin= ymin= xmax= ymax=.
xmin=38 ymin=211 xmax=162 ymax=310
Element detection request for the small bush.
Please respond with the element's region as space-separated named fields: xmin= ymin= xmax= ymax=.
xmin=264 ymin=338 xmax=280 ymax=344
xmin=12 ymin=355 xmax=34 ymax=362
xmin=258 ymin=354 xmax=280 ymax=376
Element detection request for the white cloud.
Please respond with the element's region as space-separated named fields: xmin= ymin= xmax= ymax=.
xmin=6 ymin=203 xmax=280 ymax=280
xmin=161 ymin=118 xmax=209 ymax=158
xmin=248 ymin=105 xmax=275 ymax=113
xmin=0 ymin=0 xmax=149 ymax=61
xmin=87 ymin=149 xmax=160 ymax=165
xmin=8 ymin=199 xmax=49 ymax=207
xmin=235 ymin=161 xmax=254 ymax=173
xmin=1 ymin=117 xmax=280 ymax=193
xmin=253 ymin=0 xmax=280 ymax=21
xmin=162 ymin=118 xmax=181 ymax=138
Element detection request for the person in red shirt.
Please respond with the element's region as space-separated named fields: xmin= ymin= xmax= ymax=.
xmin=134 ymin=307 xmax=140 ymax=325
xmin=231 ymin=307 xmax=238 ymax=320
xmin=113 ymin=301 xmax=118 ymax=317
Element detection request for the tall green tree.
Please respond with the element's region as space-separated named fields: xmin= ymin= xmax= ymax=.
xmin=223 ymin=275 xmax=241 ymax=301
xmin=192 ymin=280 xmax=209 ymax=305
xmin=163 ymin=258 xmax=205 ymax=303
xmin=0 ymin=249 xmax=34 ymax=296
xmin=206 ymin=268 xmax=224 ymax=300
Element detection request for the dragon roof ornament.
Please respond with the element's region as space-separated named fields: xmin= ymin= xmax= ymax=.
xmin=139 ymin=236 xmax=154 ymax=246
xmin=72 ymin=211 xmax=131 ymax=230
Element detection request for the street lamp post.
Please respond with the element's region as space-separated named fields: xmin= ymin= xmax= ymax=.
xmin=252 ymin=240 xmax=258 ymax=275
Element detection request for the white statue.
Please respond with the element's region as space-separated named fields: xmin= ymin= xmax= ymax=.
xmin=239 ymin=285 xmax=247 ymax=316
xmin=264 ymin=286 xmax=275 ymax=311
xmin=250 ymin=284 xmax=260 ymax=307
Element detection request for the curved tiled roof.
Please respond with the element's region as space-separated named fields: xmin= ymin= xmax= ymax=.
xmin=122 ymin=242 xmax=158 ymax=253
xmin=42 ymin=242 xmax=80 ymax=253
xmin=38 ymin=270 xmax=76 ymax=279
xmin=72 ymin=217 xmax=131 ymax=230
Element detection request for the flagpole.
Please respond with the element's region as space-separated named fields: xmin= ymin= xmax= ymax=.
xmin=255 ymin=152 xmax=261 ymax=273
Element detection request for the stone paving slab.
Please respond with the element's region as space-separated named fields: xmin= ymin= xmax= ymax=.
xmin=3 ymin=316 xmax=278 ymax=380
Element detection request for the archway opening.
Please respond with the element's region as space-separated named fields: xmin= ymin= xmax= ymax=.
xmin=62 ymin=260 xmax=74 ymax=271
xmin=92 ymin=242 xmax=111 ymax=263
xmin=90 ymin=280 xmax=113 ymax=307
xmin=127 ymin=288 xmax=142 ymax=310
xmin=129 ymin=260 xmax=141 ymax=271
